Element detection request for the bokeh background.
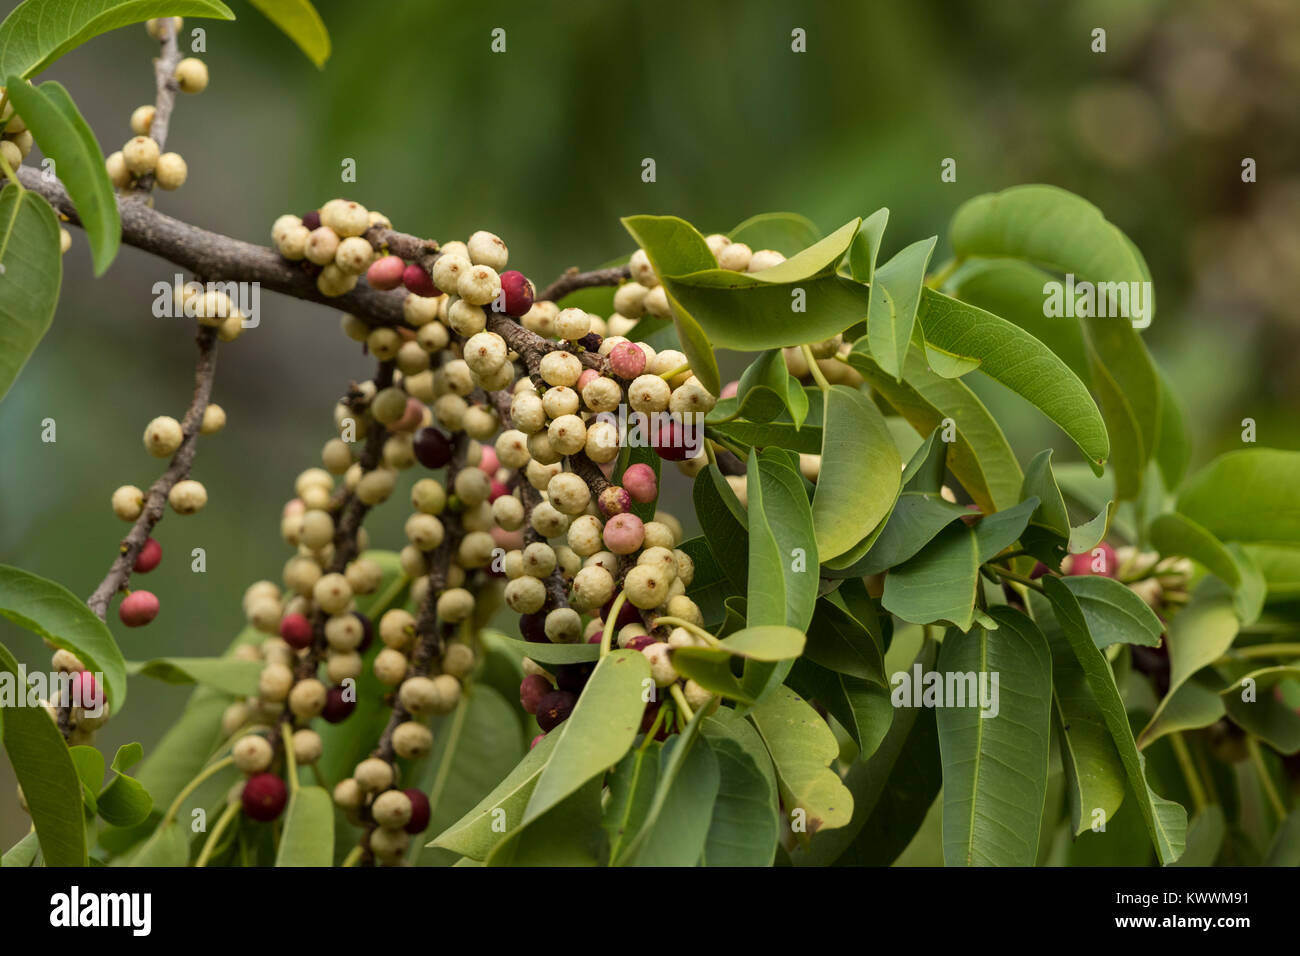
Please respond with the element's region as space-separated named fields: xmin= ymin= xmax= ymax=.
xmin=2 ymin=0 xmax=1297 ymax=846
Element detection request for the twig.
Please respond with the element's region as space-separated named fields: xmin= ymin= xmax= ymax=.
xmin=538 ymin=265 xmax=630 ymax=304
xmin=128 ymin=18 xmax=183 ymax=198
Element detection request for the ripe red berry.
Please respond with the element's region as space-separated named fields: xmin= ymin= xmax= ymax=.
xmin=413 ymin=427 xmax=453 ymax=468
xmin=519 ymin=674 xmax=553 ymax=715
xmin=133 ymin=538 xmax=163 ymax=573
xmin=301 ymin=210 xmax=321 ymax=230
xmin=520 ymin=611 xmax=547 ymax=643
xmin=70 ymin=671 xmax=102 ymax=711
xmin=535 ymin=689 xmax=577 ymax=732
xmin=402 ymin=263 xmax=439 ymax=297
xmin=1065 ymin=542 xmax=1117 ymax=577
xmin=353 ymin=611 xmax=374 ymax=653
xmin=322 ymin=684 xmax=356 ymax=724
xmin=499 ymin=270 xmax=534 ymax=317
xmin=622 ymin=464 xmax=657 ymax=503
xmin=241 ymin=773 xmax=288 ymax=822
xmin=119 ymin=590 xmax=160 ymax=627
xmin=597 ymin=485 xmax=631 ymax=517
xmin=367 ymin=255 xmax=406 ymax=291
xmin=625 ymin=634 xmax=655 ymax=652
xmin=279 ymin=612 xmax=313 ymax=650
xmin=403 ymin=788 xmax=431 ymax=834
xmin=720 ymin=380 xmax=739 ymax=399
xmin=600 ymin=595 xmax=642 ymax=630
xmin=488 ymin=478 xmax=509 ymax=502
xmin=652 ymin=418 xmax=697 ymax=461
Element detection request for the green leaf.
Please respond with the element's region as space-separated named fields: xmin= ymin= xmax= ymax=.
xmin=1176 ymin=449 xmax=1300 ymax=545
xmin=1149 ymin=512 xmax=1262 ymax=623
xmin=612 ymin=706 xmax=710 ymax=864
xmin=811 ymin=384 xmax=900 ymax=563
xmin=412 ymin=684 xmax=525 ymax=866
xmin=673 ymin=219 xmax=859 ymax=288
xmin=847 ymin=207 xmax=889 ymax=283
xmin=746 ymin=452 xmax=817 ymax=630
xmin=0 ymin=0 xmax=236 ymax=79
xmin=672 ymin=625 xmax=806 ymax=704
xmin=96 ymin=742 xmax=152 ymax=827
xmin=831 ymin=492 xmax=969 ymax=578
xmin=248 ymin=0 xmax=329 ymax=67
xmin=486 ymin=777 xmax=606 ymax=866
xmin=1241 ymin=543 xmax=1300 ymax=600
xmin=1265 ymin=810 xmax=1300 ymax=866
xmin=523 ymin=649 xmax=649 ymax=825
xmin=0 ymin=184 xmax=60 ymax=402
xmin=274 ymin=785 xmax=333 ymax=866
xmin=801 ymin=596 xmax=886 ymax=684
xmin=749 ymin=685 xmax=853 ymax=833
xmin=429 ymin=731 xmax=558 ymax=860
xmin=1135 ymin=677 xmax=1225 ymax=751
xmin=0 ymin=564 xmax=127 ymax=711
xmin=68 ymin=744 xmax=103 ymax=811
xmin=915 ymin=288 xmax=1109 ymax=470
xmin=1061 ymin=576 xmax=1164 ymax=649
xmin=1 ymin=830 xmax=40 ymax=866
xmin=1138 ymin=580 xmax=1240 ymax=749
xmin=791 ymin=637 xmax=941 ymax=865
xmin=949 ymin=184 xmax=1159 ymax=498
xmin=867 ymin=236 xmax=936 ymax=380
xmin=847 ymin=344 xmax=1022 ymax=513
xmin=1155 ymin=370 xmax=1191 ymax=490
xmin=129 ymin=819 xmax=187 ymax=866
xmin=1220 ymin=667 xmax=1300 ymax=755
xmin=787 ymin=657 xmax=893 ymax=756
xmin=691 ymin=465 xmax=748 ymax=590
xmin=1069 ymin=501 xmax=1115 ymax=556
xmin=127 ymin=656 xmax=262 ymax=696
xmin=699 ymin=717 xmax=779 ymax=865
xmin=1170 ymin=806 xmax=1225 ymax=867
xmin=1026 ymin=590 xmax=1125 ymax=836
xmin=620 ymin=215 xmax=720 ymax=394
xmin=1042 ymin=576 xmax=1187 ymax=863
xmin=486 ymin=636 xmax=598 ymax=666
xmin=4 ymin=79 xmax=119 ymax=274
xmin=601 ymin=742 xmax=660 ymax=864
xmin=937 ymin=608 xmax=1052 ymax=866
xmin=0 ymin=640 xmax=86 ymax=865
xmin=707 ymin=417 xmax=824 ymax=455
xmin=728 ymin=211 xmax=822 ymax=256
xmin=678 ymin=536 xmax=731 ymax=629
xmin=922 ymin=341 xmax=981 ymax=378
xmin=881 ymin=498 xmax=1038 ymax=631
xmin=734 ymin=349 xmax=808 ymax=427
xmin=622 ymin=731 xmax=719 ymax=866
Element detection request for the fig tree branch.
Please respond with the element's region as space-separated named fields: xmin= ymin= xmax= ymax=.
xmin=128 ymin=18 xmax=182 ymax=198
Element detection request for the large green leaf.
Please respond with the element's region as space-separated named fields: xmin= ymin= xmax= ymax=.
xmin=800 ymin=594 xmax=886 ymax=685
xmin=847 ymin=207 xmax=889 ymax=283
xmin=936 ymin=608 xmax=1052 ymax=866
xmin=831 ymin=492 xmax=970 ymax=579
xmin=1061 ymin=576 xmax=1164 ymax=649
xmin=127 ymin=656 xmax=262 ymax=696
xmin=429 ymin=731 xmax=558 ymax=860
xmin=1026 ymin=590 xmax=1125 ymax=836
xmin=4 ymin=79 xmax=119 ymax=274
xmin=622 ymin=731 xmax=719 ymax=866
xmin=916 ymin=288 xmax=1108 ymax=470
xmin=1176 ymin=449 xmax=1300 ymax=545
xmin=672 ymin=625 xmax=806 ymax=704
xmin=620 ymin=215 xmax=720 ymax=394
xmin=731 ymin=349 xmax=808 ymax=427
xmin=0 ymin=564 xmax=127 ymax=711
xmin=881 ymin=498 xmax=1038 ymax=631
xmin=691 ymin=465 xmax=748 ymax=590
xmin=413 ymin=684 xmax=525 ymax=866
xmin=811 ymin=385 xmax=900 ymax=562
xmin=601 ymin=742 xmax=660 ymax=864
xmin=0 ymin=0 xmax=236 ymax=79
xmin=0 ymin=184 xmax=60 ymax=402
xmin=950 ymin=185 xmax=1158 ymax=499
xmin=1042 ymin=576 xmax=1186 ymax=863
xmin=523 ymin=649 xmax=649 ymax=825
xmin=0 ymin=640 xmax=86 ymax=865
xmin=274 ymin=784 xmax=333 ymax=866
xmin=867 ymin=237 xmax=936 ymax=380
xmin=248 ymin=0 xmax=329 ymax=67
xmin=1149 ymin=512 xmax=1263 ymax=624
xmin=847 ymin=344 xmax=1021 ymax=513
xmin=787 ymin=657 xmax=893 ymax=756
xmin=792 ymin=637 xmax=941 ymax=865
xmin=699 ymin=716 xmax=779 ymax=865
xmin=488 ymin=636 xmax=599 ymax=665
xmin=746 ymin=451 xmax=817 ymax=630
xmin=485 ymin=777 xmax=606 ymax=866
xmin=748 ymin=686 xmax=853 ymax=833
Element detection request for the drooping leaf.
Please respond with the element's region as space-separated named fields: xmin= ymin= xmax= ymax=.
xmin=866 ymin=236 xmax=936 ymax=381
xmin=0 ymin=0 xmax=236 ymax=79
xmin=699 ymin=715 xmax=779 ymax=866
xmin=96 ymin=742 xmax=152 ymax=827
xmin=0 ymin=640 xmax=86 ymax=865
xmin=846 ymin=207 xmax=890 ymax=284
xmin=0 ymin=564 xmax=127 ymax=711
xmin=811 ymin=384 xmax=900 ymax=562
xmin=601 ymin=742 xmax=660 ymax=864
xmin=127 ymin=656 xmax=262 ymax=696
xmin=4 ymin=79 xmax=119 ymax=273
xmin=745 ymin=451 xmax=817 ymax=630
xmin=936 ymin=608 xmax=1052 ymax=866
xmin=621 ymin=731 xmax=719 ymax=867
xmin=1042 ymin=577 xmax=1187 ymax=864
xmin=0 ymin=184 xmax=60 ymax=402
xmin=248 ymin=0 xmax=330 ymax=67
xmin=749 ymin=686 xmax=853 ymax=833
xmin=620 ymin=215 xmax=720 ymax=394
xmin=1061 ymin=576 xmax=1164 ymax=649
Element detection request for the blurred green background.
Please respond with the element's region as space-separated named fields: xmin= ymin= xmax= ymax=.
xmin=3 ymin=0 xmax=1298 ymax=846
